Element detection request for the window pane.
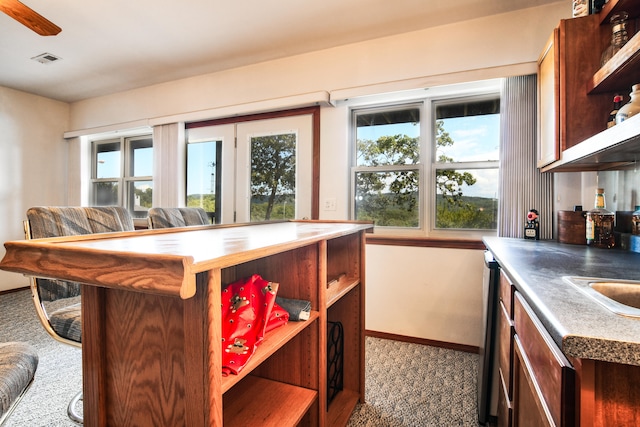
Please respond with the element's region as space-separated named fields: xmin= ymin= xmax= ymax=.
xmin=129 ymin=137 xmax=153 ymax=177
xmin=93 ymin=182 xmax=118 ymax=206
xmin=96 ymin=142 xmax=120 ymax=179
xmin=435 ymin=168 xmax=498 ymax=229
xmin=187 ymin=141 xmax=220 ymax=222
xmin=356 ymin=107 xmax=420 ymax=166
xmin=355 ymin=170 xmax=419 ymax=227
xmin=435 ymin=99 xmax=499 ymax=163
xmin=250 ymin=133 xmax=296 ymax=221
xmin=128 ymin=181 xmax=153 ymax=219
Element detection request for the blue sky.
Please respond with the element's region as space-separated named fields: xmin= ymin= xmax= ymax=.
xmin=357 ymin=113 xmax=500 ymax=199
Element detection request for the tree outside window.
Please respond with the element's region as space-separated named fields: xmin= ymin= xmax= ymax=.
xmin=250 ymin=133 xmax=296 ymax=221
xmin=352 ymin=94 xmax=499 ymax=231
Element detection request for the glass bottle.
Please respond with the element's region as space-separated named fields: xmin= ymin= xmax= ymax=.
xmin=632 ymin=205 xmax=640 ymax=236
xmin=607 ymin=94 xmax=623 ymax=128
xmin=600 ymin=12 xmax=629 ymax=67
xmin=586 ymin=188 xmax=615 ymax=248
xmin=616 ymin=84 xmax=640 ymax=124
xmin=573 ymin=0 xmax=589 ymax=17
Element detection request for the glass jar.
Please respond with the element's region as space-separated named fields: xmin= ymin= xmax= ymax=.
xmin=600 ymin=12 xmax=629 ymax=67
xmin=586 ymin=188 xmax=615 ymax=248
xmin=616 ymin=84 xmax=640 ymax=124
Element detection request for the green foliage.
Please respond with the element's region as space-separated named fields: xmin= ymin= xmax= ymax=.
xmin=356 ymin=119 xmax=495 ymax=229
xmin=135 ymin=187 xmax=153 ymax=209
xmin=250 ymin=197 xmax=295 ymax=221
xmin=436 ymin=195 xmax=497 ymax=229
xmin=250 ymin=134 xmax=296 ymax=220
xmin=187 ymin=194 xmax=216 ymax=212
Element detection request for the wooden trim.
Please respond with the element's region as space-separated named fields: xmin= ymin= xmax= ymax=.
xmin=365 ymin=235 xmax=486 ymax=250
xmin=365 ymin=330 xmax=479 ymax=354
xmin=0 ymin=286 xmax=29 ymax=296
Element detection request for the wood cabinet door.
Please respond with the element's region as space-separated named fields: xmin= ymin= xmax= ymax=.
xmin=537 ymin=28 xmax=560 ymax=168
xmin=513 ymin=293 xmax=575 ymax=427
xmin=513 ymin=336 xmax=553 ymax=427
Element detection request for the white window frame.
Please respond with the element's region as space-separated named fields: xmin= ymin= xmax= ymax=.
xmin=350 ymin=81 xmax=501 ymax=238
xmin=90 ymin=134 xmax=153 ymax=217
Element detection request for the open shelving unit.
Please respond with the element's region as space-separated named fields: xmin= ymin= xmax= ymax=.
xmin=540 ymin=0 xmax=640 ymax=172
xmin=0 ymin=220 xmax=373 ymax=426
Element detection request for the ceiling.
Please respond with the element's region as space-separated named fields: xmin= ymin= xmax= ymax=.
xmin=0 ymin=0 xmax=562 ymax=103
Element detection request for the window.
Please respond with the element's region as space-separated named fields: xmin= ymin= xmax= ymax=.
xmin=353 ymin=105 xmax=422 ymax=228
xmin=351 ymin=85 xmax=500 ymax=233
xmin=91 ymin=135 xmax=153 ymax=219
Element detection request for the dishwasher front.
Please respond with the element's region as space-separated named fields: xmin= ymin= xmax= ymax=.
xmin=478 ymin=250 xmax=500 ymax=425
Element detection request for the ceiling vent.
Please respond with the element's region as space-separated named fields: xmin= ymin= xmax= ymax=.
xmin=31 ymin=52 xmax=62 ymax=64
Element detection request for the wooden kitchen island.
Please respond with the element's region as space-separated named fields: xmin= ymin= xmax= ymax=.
xmin=0 ymin=220 xmax=372 ymax=427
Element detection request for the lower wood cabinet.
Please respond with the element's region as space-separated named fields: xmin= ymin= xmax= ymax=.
xmin=497 ymin=271 xmax=575 ymax=427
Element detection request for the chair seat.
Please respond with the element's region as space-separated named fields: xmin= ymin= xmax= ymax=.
xmin=0 ymin=342 xmax=38 ymax=419
xmin=50 ymin=303 xmax=82 ymax=343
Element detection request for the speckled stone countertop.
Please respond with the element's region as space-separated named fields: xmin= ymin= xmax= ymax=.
xmin=483 ymin=237 xmax=640 ymax=366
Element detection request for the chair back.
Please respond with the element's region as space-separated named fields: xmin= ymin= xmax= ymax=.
xmin=147 ymin=207 xmax=210 ymax=229
xmin=24 ymin=206 xmax=135 ymax=347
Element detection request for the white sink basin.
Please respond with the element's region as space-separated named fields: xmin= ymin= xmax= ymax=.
xmin=563 ymin=276 xmax=640 ymax=318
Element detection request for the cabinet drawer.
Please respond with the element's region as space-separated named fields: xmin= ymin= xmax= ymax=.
xmin=497 ymin=369 xmax=512 ymax=427
xmin=498 ymin=300 xmax=514 ymax=400
xmin=499 ymin=271 xmax=514 ymax=319
xmin=514 ymin=292 xmax=575 ymax=426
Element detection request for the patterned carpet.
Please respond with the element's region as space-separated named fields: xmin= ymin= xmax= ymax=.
xmin=348 ymin=338 xmax=480 ymax=426
xmin=0 ymin=289 xmax=480 ymax=426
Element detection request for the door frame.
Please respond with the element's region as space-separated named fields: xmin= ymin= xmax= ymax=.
xmin=186 ymin=106 xmax=320 ymax=219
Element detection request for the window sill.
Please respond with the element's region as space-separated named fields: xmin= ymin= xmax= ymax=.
xmin=365 ymin=234 xmax=486 ymax=250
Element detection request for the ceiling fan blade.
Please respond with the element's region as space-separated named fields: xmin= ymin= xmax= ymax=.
xmin=0 ymin=0 xmax=61 ymax=36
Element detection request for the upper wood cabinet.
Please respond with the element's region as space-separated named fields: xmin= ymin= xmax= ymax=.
xmin=538 ymin=0 xmax=640 ymax=172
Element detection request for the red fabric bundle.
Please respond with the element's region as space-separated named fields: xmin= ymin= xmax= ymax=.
xmin=221 ymin=274 xmax=289 ymax=376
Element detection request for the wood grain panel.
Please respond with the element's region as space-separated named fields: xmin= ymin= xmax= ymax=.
xmin=513 ymin=337 xmax=553 ymax=427
xmin=1 ymin=242 xmax=190 ymax=297
xmin=558 ymin=14 xmax=612 ymax=151
xmin=103 ymin=289 xmax=187 ymax=426
xmin=499 ymin=271 xmax=514 ymax=319
xmin=230 ymin=244 xmax=318 ymax=304
xmin=591 ymin=359 xmax=640 ymax=426
xmin=514 ymin=293 xmax=575 ymax=426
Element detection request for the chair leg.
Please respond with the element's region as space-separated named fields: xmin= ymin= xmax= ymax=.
xmin=67 ymin=391 xmax=83 ymax=424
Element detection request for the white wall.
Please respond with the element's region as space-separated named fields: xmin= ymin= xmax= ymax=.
xmin=67 ymin=2 xmax=569 ymax=132
xmin=0 ymin=87 xmax=70 ymax=291
xmin=366 ymin=245 xmax=485 ymax=347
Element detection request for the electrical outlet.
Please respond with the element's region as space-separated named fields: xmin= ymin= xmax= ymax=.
xmin=324 ymin=198 xmax=337 ymax=211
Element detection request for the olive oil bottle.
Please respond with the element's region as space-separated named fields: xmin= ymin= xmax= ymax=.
xmin=586 ymin=188 xmax=615 ymax=248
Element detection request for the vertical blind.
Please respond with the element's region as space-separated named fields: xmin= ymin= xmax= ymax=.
xmin=498 ymin=75 xmax=554 ymax=239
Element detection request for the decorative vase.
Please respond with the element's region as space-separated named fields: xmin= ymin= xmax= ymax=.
xmin=616 ymin=84 xmax=640 ymax=124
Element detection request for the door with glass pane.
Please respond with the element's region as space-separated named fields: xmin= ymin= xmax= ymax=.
xmin=235 ymin=115 xmax=313 ymax=223
xmin=186 ymin=125 xmax=235 ymax=224
xmin=187 ymin=115 xmax=313 ymax=224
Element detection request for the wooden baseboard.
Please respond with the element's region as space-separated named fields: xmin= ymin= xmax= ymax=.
xmin=365 ymin=330 xmax=479 ymax=354
xmin=0 ymin=286 xmax=30 ymax=296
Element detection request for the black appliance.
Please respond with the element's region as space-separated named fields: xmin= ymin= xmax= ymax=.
xmin=478 ymin=250 xmax=500 ymax=425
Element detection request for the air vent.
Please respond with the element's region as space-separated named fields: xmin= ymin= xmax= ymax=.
xmin=31 ymin=53 xmax=62 ymax=64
